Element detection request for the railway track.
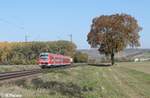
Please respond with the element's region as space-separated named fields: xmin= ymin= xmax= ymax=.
xmin=0 ymin=64 xmax=82 ymax=81
xmin=0 ymin=69 xmax=42 ymax=81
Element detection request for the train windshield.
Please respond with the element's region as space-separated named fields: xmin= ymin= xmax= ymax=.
xmin=40 ymin=54 xmax=48 ymax=60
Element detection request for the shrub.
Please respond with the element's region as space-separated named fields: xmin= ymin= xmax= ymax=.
xmin=74 ymin=52 xmax=88 ymax=63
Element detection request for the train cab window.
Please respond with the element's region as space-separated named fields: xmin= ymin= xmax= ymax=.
xmin=40 ymin=54 xmax=48 ymax=60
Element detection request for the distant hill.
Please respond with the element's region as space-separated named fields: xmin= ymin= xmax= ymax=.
xmin=78 ymin=48 xmax=150 ymax=62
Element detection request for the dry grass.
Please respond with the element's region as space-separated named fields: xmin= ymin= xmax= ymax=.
xmin=0 ymin=65 xmax=40 ymax=72
xmin=0 ymin=62 xmax=150 ymax=98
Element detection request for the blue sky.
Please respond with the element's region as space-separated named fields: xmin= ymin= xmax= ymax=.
xmin=0 ymin=0 xmax=149 ymax=49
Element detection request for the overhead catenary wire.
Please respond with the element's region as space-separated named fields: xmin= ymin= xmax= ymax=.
xmin=0 ymin=18 xmax=28 ymax=42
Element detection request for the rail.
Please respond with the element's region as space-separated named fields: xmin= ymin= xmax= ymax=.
xmin=0 ymin=64 xmax=81 ymax=81
xmin=0 ymin=69 xmax=42 ymax=81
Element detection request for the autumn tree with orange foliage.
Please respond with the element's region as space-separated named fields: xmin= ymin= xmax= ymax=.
xmin=87 ymin=13 xmax=142 ymax=65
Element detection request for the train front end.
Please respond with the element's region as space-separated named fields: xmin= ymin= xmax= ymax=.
xmin=38 ymin=53 xmax=51 ymax=68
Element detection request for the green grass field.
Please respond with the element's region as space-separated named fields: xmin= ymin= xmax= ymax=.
xmin=0 ymin=62 xmax=150 ymax=98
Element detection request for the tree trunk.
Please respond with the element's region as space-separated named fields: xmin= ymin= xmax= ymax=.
xmin=111 ymin=52 xmax=115 ymax=65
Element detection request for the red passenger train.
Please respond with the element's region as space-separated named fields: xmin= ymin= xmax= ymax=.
xmin=38 ymin=53 xmax=72 ymax=68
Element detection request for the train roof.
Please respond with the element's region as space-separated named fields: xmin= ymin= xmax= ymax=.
xmin=40 ymin=52 xmax=70 ymax=58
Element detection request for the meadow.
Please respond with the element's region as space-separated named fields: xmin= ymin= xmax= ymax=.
xmin=0 ymin=62 xmax=150 ymax=98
